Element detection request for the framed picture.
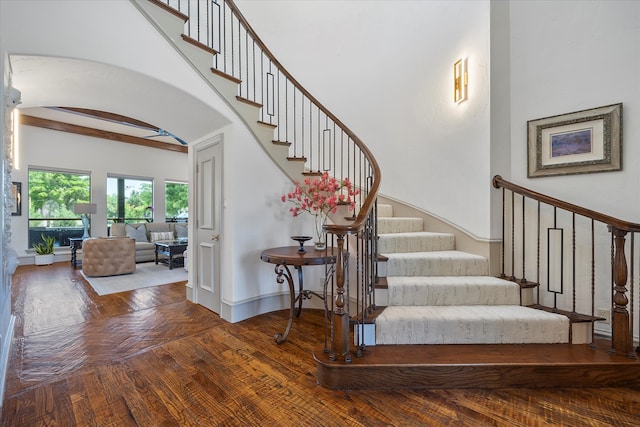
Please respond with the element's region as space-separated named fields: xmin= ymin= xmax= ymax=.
xmin=527 ymin=103 xmax=622 ymax=178
xmin=11 ymin=182 xmax=21 ymax=216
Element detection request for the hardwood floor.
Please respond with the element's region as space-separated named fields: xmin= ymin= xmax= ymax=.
xmin=2 ymin=263 xmax=640 ymax=426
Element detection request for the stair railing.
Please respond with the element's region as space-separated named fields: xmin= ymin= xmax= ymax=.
xmin=493 ymin=175 xmax=639 ymax=358
xmin=153 ymin=0 xmax=381 ymax=362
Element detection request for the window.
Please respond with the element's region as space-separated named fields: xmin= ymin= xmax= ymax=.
xmin=165 ymin=181 xmax=188 ymax=222
xmin=107 ymin=176 xmax=153 ymax=224
xmin=28 ymin=168 xmax=91 ymax=248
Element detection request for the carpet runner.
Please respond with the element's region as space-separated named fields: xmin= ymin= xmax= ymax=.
xmin=374 ymin=204 xmax=569 ymax=345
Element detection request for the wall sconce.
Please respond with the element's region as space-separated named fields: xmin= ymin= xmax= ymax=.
xmin=74 ymin=203 xmax=97 ymax=238
xmin=454 ymin=58 xmax=468 ymax=103
xmin=7 ymin=86 xmax=22 ymax=170
xmin=12 ymin=109 xmax=20 ymax=170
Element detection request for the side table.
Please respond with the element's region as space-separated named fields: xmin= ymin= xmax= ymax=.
xmin=260 ymin=246 xmax=336 ymax=344
xmin=69 ymin=237 xmax=86 ymax=269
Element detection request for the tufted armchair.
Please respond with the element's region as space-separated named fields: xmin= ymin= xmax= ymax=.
xmin=82 ymin=237 xmax=136 ymax=277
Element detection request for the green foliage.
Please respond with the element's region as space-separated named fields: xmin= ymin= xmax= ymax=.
xmin=106 ymin=178 xmax=153 ymax=221
xmin=125 ymin=182 xmax=152 ymax=219
xmin=165 ymin=182 xmax=188 ymax=218
xmin=28 ymin=170 xmax=90 ymax=226
xmin=33 ymin=234 xmax=55 ymax=255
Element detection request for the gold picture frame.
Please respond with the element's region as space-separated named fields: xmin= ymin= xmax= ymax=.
xmin=527 ymin=103 xmax=622 ymax=178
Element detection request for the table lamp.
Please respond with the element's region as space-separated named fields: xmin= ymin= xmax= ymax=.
xmin=74 ymin=203 xmax=97 ymax=239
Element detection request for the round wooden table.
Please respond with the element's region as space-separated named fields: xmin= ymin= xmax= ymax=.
xmin=260 ymin=246 xmax=336 ymax=344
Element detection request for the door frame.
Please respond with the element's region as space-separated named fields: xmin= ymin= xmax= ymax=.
xmin=190 ymin=134 xmax=223 ymax=313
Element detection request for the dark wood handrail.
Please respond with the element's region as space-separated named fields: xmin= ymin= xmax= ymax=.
xmin=225 ymin=0 xmax=380 ymax=235
xmin=493 ymin=175 xmax=640 ymax=232
xmin=494 ymin=174 xmax=639 ymax=357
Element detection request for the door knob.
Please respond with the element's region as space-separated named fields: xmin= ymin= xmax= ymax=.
xmin=211 ymin=234 xmax=220 ymax=241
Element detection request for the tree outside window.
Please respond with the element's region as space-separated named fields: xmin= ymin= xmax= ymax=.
xmin=107 ymin=177 xmax=153 ymax=223
xmin=28 ymin=169 xmax=91 ymax=247
xmin=165 ymin=181 xmax=188 ymax=221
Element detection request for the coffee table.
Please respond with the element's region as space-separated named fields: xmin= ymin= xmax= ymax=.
xmin=154 ymin=239 xmax=188 ymax=269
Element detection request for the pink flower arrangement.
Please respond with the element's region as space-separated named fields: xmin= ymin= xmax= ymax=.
xmin=281 ymin=172 xmax=360 ymax=220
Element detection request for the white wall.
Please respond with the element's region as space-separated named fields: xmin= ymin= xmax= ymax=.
xmin=212 ymin=122 xmax=323 ymax=322
xmin=236 ymin=0 xmax=493 ymax=239
xmin=509 ymin=0 xmax=640 ymax=220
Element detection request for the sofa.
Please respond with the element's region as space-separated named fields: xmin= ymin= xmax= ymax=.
xmin=110 ymin=222 xmax=188 ymax=263
xmin=82 ymin=237 xmax=136 ymax=277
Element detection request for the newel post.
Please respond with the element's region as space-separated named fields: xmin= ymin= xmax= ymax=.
xmin=611 ymin=228 xmax=633 ymax=357
xmin=330 ymin=233 xmax=351 ymax=362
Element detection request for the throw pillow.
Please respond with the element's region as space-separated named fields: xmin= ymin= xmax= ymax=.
xmin=175 ymin=223 xmax=188 ymax=238
xmin=125 ymin=224 xmax=147 ymax=242
xmin=150 ymin=231 xmax=175 ymax=242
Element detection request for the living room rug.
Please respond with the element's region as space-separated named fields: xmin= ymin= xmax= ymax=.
xmin=81 ymin=262 xmax=187 ymax=296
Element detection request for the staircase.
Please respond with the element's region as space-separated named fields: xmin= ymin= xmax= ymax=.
xmin=314 ymin=202 xmax=640 ymax=390
xmin=373 ymin=204 xmax=569 ymax=345
xmin=135 ymin=0 xmax=640 ymax=391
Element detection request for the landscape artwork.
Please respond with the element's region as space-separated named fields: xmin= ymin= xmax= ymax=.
xmin=527 ymin=103 xmax=622 ymax=177
xmin=550 ymin=129 xmax=592 ymax=158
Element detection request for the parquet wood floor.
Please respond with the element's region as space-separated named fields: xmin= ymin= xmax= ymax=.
xmin=2 ymin=263 xmax=640 ymax=426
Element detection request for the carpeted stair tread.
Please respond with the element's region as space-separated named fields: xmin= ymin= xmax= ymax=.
xmin=386 ymin=276 xmax=520 ymax=306
xmin=378 ymin=232 xmax=455 ymax=254
xmin=385 ymin=250 xmax=489 ymax=277
xmin=378 ymin=217 xmax=424 ymax=234
xmin=375 ymin=305 xmax=570 ymax=345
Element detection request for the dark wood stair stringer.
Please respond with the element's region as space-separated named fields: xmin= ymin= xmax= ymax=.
xmin=314 ymin=339 xmax=640 ymax=390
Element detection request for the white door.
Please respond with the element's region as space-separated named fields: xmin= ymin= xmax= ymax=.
xmin=194 ymin=139 xmax=222 ymax=313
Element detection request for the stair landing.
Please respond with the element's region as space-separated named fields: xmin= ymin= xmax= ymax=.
xmin=314 ymin=340 xmax=640 ymax=390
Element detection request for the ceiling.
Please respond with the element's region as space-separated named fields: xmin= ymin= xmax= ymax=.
xmin=10 ymin=55 xmax=232 ymax=149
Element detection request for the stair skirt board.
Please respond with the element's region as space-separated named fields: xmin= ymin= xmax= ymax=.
xmin=386 ymin=276 xmax=520 ymax=306
xmin=378 ymin=232 xmax=455 ymax=253
xmin=375 ymin=305 xmax=570 ymax=345
xmin=384 ymin=250 xmax=489 ymax=277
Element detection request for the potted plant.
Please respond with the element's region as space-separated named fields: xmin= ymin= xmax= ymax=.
xmin=33 ymin=234 xmax=55 ymax=265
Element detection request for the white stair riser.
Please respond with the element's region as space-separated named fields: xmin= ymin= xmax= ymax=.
xmin=378 ymin=232 xmax=455 ymax=254
xmin=377 ymin=204 xmax=394 ymax=218
xmin=373 ymin=287 xmax=388 ymax=306
xmin=387 ymin=277 xmax=520 ymax=306
xmin=386 ymin=252 xmax=488 ymax=277
xmin=376 ymin=306 xmax=570 ymax=345
xmin=354 ymin=324 xmax=376 ymax=346
xmin=378 ymin=218 xmax=424 ymax=234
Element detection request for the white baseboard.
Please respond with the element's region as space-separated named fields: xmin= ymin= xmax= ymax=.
xmin=218 ymin=290 xmax=328 ymax=324
xmin=220 ymin=292 xmax=289 ymax=323
xmin=0 ymin=314 xmax=16 ymax=409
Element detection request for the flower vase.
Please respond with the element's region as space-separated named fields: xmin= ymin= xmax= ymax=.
xmin=314 ymin=215 xmax=326 ymax=250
